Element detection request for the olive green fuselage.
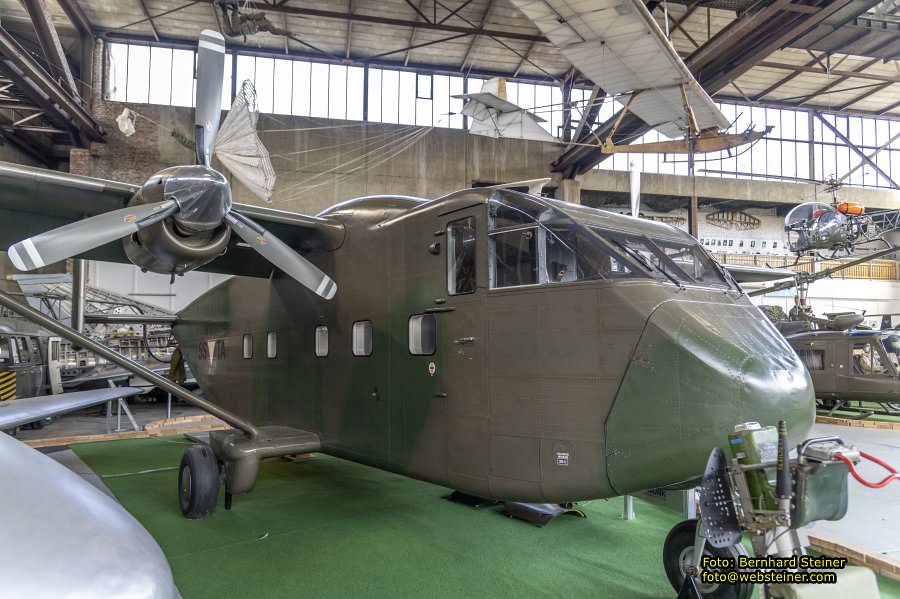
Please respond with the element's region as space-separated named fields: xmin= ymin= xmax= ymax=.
xmin=176 ymin=191 xmax=815 ymax=503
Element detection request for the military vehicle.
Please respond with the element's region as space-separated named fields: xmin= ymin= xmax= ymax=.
xmin=787 ymin=328 xmax=900 ymax=417
xmin=0 ymin=29 xmax=832 ymax=599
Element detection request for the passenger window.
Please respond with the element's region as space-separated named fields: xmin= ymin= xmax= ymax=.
xmin=266 ymin=332 xmax=277 ymax=359
xmin=409 ymin=314 xmax=436 ymax=355
xmin=447 ymin=217 xmax=477 ymax=295
xmin=490 ymin=227 xmax=538 ymax=288
xmin=242 ymin=334 xmax=253 ymax=359
xmin=0 ymin=337 xmax=10 ymax=363
xmin=15 ymin=338 xmax=28 ymax=363
xmin=796 ymin=349 xmax=824 ymax=371
xmin=315 ymin=326 xmax=329 ymax=357
xmin=30 ymin=337 xmax=43 ymax=365
xmin=352 ymin=321 xmax=373 ymax=356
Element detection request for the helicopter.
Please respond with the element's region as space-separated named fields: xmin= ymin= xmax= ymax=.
xmin=783 ymin=180 xmax=900 ymax=259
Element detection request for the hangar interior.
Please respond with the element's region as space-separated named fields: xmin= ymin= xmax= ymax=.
xmin=0 ymin=0 xmax=898 ymax=597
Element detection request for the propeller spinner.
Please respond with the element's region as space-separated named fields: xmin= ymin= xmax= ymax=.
xmin=7 ymin=30 xmax=336 ymax=300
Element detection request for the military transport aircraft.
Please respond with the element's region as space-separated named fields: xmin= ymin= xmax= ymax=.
xmin=0 ymin=31 xmax=818 ymax=598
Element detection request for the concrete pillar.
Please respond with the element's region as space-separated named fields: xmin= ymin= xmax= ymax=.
xmin=557 ymin=177 xmax=583 ymax=204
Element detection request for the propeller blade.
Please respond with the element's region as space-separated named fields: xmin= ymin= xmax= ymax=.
xmin=7 ymin=200 xmax=177 ymax=271
xmin=195 ymin=30 xmax=226 ymax=167
xmin=225 ymin=211 xmax=337 ymax=300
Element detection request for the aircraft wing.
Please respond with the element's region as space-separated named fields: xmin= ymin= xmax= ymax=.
xmin=0 ymin=431 xmax=177 ymax=597
xmin=0 ymin=387 xmax=144 ymax=430
xmin=508 ymin=0 xmax=730 ymax=138
xmin=722 ymin=264 xmax=796 ymax=284
xmin=0 ymin=161 xmax=341 ymax=277
xmin=455 ymin=93 xmax=557 ymax=143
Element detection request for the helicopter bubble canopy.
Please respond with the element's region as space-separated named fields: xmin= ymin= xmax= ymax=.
xmin=784 ymin=202 xmax=848 ymax=253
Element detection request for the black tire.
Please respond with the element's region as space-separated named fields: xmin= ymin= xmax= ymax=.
xmin=663 ymin=519 xmax=753 ymax=599
xmin=178 ymin=444 xmax=220 ymax=519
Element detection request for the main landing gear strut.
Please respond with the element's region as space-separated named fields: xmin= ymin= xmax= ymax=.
xmin=177 ymin=426 xmax=320 ymax=519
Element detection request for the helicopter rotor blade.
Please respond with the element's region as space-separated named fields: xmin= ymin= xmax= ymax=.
xmin=195 ymin=30 xmax=226 ymax=167
xmin=225 ymin=211 xmax=337 ymax=300
xmin=7 ymin=200 xmax=178 ymax=271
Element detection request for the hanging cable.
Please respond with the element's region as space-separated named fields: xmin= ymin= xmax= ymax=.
xmin=834 ymin=451 xmax=900 ymax=489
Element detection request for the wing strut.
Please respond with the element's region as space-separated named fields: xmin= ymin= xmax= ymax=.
xmin=0 ymin=288 xmax=260 ymax=439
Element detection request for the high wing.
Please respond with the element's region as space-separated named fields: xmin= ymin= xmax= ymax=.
xmin=0 ymin=161 xmax=343 ymax=278
xmin=722 ymin=264 xmax=796 ymax=284
xmin=508 ymin=0 xmax=730 ymax=138
xmin=0 ymin=386 xmax=144 ymax=430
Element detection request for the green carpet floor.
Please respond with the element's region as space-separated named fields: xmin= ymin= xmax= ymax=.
xmin=73 ymin=437 xmax=900 ymax=599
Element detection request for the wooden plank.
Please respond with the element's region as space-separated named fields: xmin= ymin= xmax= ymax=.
xmin=816 ymin=415 xmax=900 ymax=430
xmin=23 ymin=417 xmax=232 ymax=449
xmin=809 ymin=532 xmax=900 ymax=581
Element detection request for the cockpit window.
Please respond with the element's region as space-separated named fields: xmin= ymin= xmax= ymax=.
xmin=598 ymin=230 xmax=734 ymax=290
xmin=484 ymin=192 xmax=732 ymax=291
xmin=853 ymin=342 xmax=892 ymax=376
xmin=487 ymin=211 xmax=639 ymax=289
xmin=491 ymin=227 xmax=539 ymax=287
xmin=447 ymin=217 xmax=477 ymax=295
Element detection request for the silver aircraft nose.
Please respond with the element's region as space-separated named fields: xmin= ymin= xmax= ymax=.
xmin=604 ymin=299 xmax=815 ymax=495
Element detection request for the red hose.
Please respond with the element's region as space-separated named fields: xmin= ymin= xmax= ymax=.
xmin=834 ymin=451 xmax=900 ymax=489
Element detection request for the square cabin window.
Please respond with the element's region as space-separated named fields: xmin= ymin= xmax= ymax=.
xmin=315 ymin=326 xmax=329 ymax=357
xmin=242 ymin=334 xmax=253 ymax=359
xmin=409 ymin=314 xmax=436 ymax=355
xmin=352 ymin=321 xmax=373 ymax=356
xmin=267 ymin=331 xmax=277 ymax=359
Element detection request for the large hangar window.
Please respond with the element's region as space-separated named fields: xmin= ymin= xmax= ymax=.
xmin=447 ymin=218 xmax=477 ymax=295
xmin=352 ymin=321 xmax=373 ymax=357
xmin=409 ymin=314 xmax=436 ymax=355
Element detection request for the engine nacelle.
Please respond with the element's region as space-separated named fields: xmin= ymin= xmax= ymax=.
xmin=122 ymin=167 xmax=231 ymax=276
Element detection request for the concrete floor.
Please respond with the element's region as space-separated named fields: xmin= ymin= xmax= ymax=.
xmin=807 ymin=423 xmax=900 ymax=560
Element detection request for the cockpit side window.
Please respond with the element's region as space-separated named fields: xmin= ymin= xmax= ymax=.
xmin=490 ymin=227 xmax=539 ymax=288
xmin=852 ymin=342 xmax=890 ymax=376
xmin=447 ymin=217 xmax=477 ymax=295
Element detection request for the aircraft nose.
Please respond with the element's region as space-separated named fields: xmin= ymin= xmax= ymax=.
xmin=604 ymin=299 xmax=815 ymax=495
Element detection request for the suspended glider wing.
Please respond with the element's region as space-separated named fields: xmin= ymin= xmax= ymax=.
xmin=508 ymin=0 xmax=730 ymax=138
xmin=0 ymin=387 xmax=144 ymax=430
xmin=455 ymin=78 xmax=556 ymax=143
xmin=0 ymin=161 xmax=343 ymax=278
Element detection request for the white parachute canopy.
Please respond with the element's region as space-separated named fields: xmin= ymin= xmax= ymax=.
xmin=214 ymin=80 xmax=276 ymax=203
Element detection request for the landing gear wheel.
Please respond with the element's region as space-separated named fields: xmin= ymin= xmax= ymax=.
xmin=178 ymin=444 xmax=220 ymax=519
xmin=663 ymin=519 xmax=752 ymax=599
xmin=886 ymin=402 xmax=900 ymax=412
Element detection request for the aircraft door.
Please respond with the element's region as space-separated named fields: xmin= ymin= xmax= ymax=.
xmin=47 ymin=337 xmax=63 ymax=394
xmin=848 ymin=340 xmax=897 ymax=399
xmin=434 ymin=209 xmax=488 ymax=489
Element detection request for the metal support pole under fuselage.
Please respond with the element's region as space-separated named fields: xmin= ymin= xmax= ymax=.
xmin=0 ymin=288 xmax=260 ymax=438
xmin=71 ymin=259 xmax=85 ymax=335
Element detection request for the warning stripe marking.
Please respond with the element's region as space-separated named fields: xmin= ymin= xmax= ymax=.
xmin=0 ymin=381 xmax=16 ymax=394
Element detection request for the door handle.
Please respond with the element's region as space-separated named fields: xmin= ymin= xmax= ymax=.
xmin=453 ymin=336 xmax=476 ymax=344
